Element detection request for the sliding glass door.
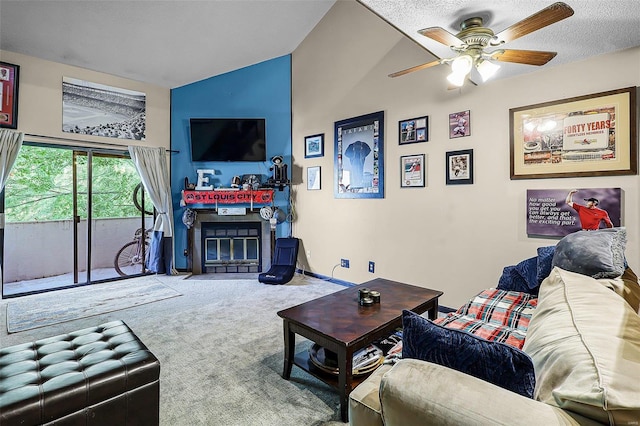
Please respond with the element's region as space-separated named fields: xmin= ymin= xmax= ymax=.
xmin=1 ymin=143 xmax=152 ymax=298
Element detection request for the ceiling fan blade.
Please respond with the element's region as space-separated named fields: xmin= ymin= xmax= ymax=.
xmin=388 ymin=60 xmax=442 ymax=78
xmin=492 ymin=2 xmax=574 ymax=45
xmin=418 ymin=27 xmax=464 ymax=48
xmin=491 ymin=49 xmax=557 ymax=66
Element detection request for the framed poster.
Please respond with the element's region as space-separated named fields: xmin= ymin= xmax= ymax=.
xmin=334 ymin=111 xmax=384 ymax=199
xmin=307 ymin=166 xmax=321 ymax=190
xmin=304 ymin=134 xmax=324 ymax=158
xmin=449 ymin=110 xmax=470 ymax=138
xmin=526 ymin=188 xmax=621 ymax=237
xmin=62 ymin=77 xmax=146 ymax=140
xmin=399 ymin=116 xmax=428 ymax=144
xmin=446 ymin=149 xmax=473 ymax=185
xmin=510 ymin=87 xmax=637 ymax=179
xmin=400 ymin=154 xmax=425 ymax=187
xmin=0 ymin=61 xmax=20 ymax=129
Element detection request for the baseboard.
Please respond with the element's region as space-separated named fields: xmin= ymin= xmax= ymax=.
xmin=295 ymin=269 xmax=353 ymax=287
xmin=295 ymin=268 xmax=455 ymax=313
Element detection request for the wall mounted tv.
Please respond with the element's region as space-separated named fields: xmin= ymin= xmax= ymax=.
xmin=190 ymin=118 xmax=266 ymax=162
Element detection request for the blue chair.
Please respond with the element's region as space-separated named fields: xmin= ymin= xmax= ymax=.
xmin=258 ymin=237 xmax=299 ymax=285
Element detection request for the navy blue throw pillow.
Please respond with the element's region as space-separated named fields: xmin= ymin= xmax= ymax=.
xmin=401 ymin=310 xmax=536 ymax=398
xmin=497 ymin=265 xmax=532 ymax=294
xmin=536 ymin=246 xmax=555 ymax=285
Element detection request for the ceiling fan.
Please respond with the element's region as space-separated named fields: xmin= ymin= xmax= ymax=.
xmin=389 ymin=2 xmax=574 ymax=86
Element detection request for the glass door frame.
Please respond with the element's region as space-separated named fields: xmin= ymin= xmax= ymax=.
xmin=1 ymin=141 xmax=151 ymax=298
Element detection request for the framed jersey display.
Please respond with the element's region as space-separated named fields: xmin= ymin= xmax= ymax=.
xmin=334 ymin=111 xmax=384 ymax=199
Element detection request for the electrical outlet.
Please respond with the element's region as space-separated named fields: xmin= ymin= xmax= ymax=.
xmin=368 ymin=261 xmax=375 ymax=273
xmin=341 ymin=258 xmax=350 ymax=268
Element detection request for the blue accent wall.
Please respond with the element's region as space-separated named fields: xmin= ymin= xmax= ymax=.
xmin=171 ymin=55 xmax=292 ymax=270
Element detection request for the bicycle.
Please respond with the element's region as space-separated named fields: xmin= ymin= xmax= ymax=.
xmin=114 ymin=227 xmax=151 ymax=276
xmin=133 ymin=182 xmax=154 ymax=215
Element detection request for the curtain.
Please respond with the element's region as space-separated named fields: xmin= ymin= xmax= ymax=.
xmin=0 ymin=129 xmax=23 ymax=195
xmin=128 ymin=146 xmax=177 ymax=274
xmin=0 ymin=129 xmax=24 ymax=284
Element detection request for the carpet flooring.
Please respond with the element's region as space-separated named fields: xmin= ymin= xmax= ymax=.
xmin=6 ymin=276 xmax=182 ymax=333
xmin=0 ymin=273 xmax=349 ymax=425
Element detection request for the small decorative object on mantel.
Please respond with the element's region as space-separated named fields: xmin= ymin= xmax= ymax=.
xmin=265 ymin=155 xmax=290 ymax=190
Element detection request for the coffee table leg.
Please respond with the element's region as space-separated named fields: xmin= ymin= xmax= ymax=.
xmin=337 ymin=347 xmax=353 ymax=422
xmin=427 ymin=299 xmax=439 ymax=320
xmin=282 ymin=320 xmax=295 ymax=380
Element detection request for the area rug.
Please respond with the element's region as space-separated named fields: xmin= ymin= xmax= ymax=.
xmin=6 ymin=276 xmax=182 ymax=333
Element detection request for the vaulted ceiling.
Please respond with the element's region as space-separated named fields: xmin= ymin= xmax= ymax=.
xmin=1 ymin=1 xmax=639 ymax=89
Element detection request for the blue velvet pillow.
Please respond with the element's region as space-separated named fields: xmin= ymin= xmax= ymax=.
xmin=536 ymin=246 xmax=555 ymax=284
xmin=402 ymin=310 xmax=536 ymax=398
xmin=552 ymin=228 xmax=626 ymax=279
xmin=497 ymin=265 xmax=531 ymax=293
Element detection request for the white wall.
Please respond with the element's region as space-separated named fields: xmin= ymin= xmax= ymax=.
xmin=291 ymin=1 xmax=640 ymax=308
xmin=0 ymin=50 xmax=170 ymax=149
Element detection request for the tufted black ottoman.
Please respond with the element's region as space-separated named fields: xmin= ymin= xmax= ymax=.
xmin=0 ymin=320 xmax=160 ymax=425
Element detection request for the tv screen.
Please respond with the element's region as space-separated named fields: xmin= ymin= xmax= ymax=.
xmin=190 ymin=118 xmax=266 ymax=162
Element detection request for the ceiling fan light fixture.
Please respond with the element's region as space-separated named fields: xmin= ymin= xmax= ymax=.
xmin=476 ymin=59 xmax=500 ymax=82
xmin=446 ymin=54 xmax=473 ymax=87
xmin=450 ymin=54 xmax=473 ymax=75
xmin=446 ymin=71 xmax=467 ymax=87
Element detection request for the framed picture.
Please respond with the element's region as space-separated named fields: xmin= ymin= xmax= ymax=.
xmin=307 ymin=166 xmax=321 ymax=190
xmin=400 ymin=154 xmax=426 ymax=187
xmin=526 ymin=188 xmax=621 ymax=237
xmin=0 ymin=61 xmax=20 ymax=129
xmin=62 ymin=77 xmax=146 ymax=140
xmin=446 ymin=149 xmax=474 ymax=185
xmin=510 ymin=87 xmax=637 ymax=180
xmin=334 ymin=111 xmax=384 ymax=199
xmin=399 ymin=116 xmax=428 ymax=144
xmin=304 ymin=133 xmax=324 ymax=158
xmin=449 ymin=110 xmax=470 ymax=138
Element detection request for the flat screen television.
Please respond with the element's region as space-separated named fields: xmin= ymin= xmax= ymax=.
xmin=190 ymin=118 xmax=266 ymax=162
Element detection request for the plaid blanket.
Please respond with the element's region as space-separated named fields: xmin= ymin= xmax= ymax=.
xmin=433 ymin=289 xmax=537 ymax=349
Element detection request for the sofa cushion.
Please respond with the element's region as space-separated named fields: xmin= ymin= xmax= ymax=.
xmin=551 ymin=227 xmax=626 ymax=279
xmin=402 ymin=310 xmax=536 ymax=398
xmin=523 ymin=267 xmax=640 ymax=424
xmin=598 ymin=267 xmax=640 ymax=314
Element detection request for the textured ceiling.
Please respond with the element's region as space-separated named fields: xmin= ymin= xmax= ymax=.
xmin=357 ymin=0 xmax=640 ymax=83
xmin=1 ymin=1 xmax=639 ymax=89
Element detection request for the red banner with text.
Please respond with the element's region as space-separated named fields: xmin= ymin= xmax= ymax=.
xmin=182 ymin=189 xmax=274 ymax=205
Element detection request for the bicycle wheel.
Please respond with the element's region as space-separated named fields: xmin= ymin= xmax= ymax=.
xmin=133 ymin=183 xmax=154 ymax=215
xmin=114 ymin=240 xmax=150 ymax=276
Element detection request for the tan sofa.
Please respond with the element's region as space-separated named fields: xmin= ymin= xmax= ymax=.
xmin=349 ymin=267 xmax=640 ymax=425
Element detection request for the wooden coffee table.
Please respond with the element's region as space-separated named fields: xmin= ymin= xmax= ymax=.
xmin=277 ymin=278 xmax=442 ymax=422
